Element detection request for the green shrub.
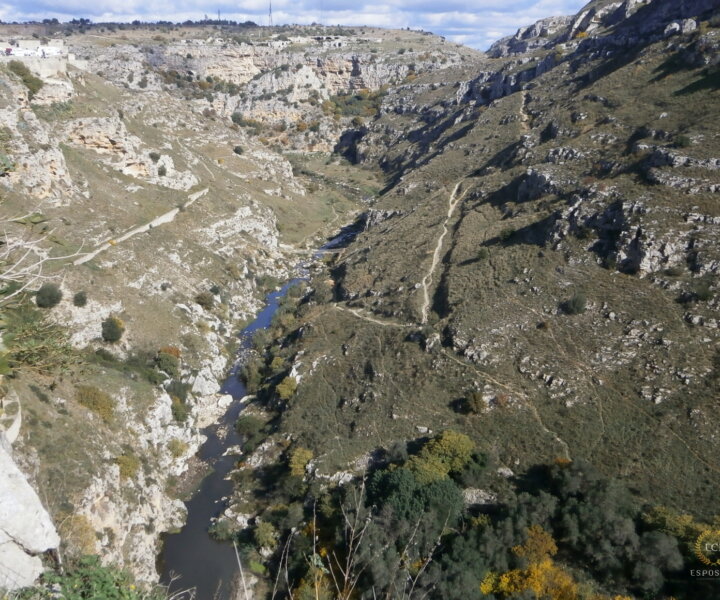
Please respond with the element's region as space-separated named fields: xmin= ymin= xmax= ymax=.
xmin=248 ymin=560 xmax=267 ymax=575
xmin=195 ymin=291 xmax=215 ymax=310
xmin=0 ymin=153 xmax=15 ymax=176
xmin=101 ymin=316 xmax=125 ymax=343
xmin=168 ymin=438 xmax=189 ymax=458
xmin=208 ymin=518 xmax=238 ymax=542
xmin=157 ymin=165 xmax=167 ymax=177
xmin=36 ymin=282 xmax=62 ymax=308
xmin=231 ymin=112 xmax=263 ymax=129
xmin=76 ymin=385 xmax=114 ymax=423
xmin=8 ymin=60 xmax=44 ymax=99
xmin=499 ymin=227 xmax=516 ymax=242
xmin=257 ymin=274 xmax=281 ymax=291
xmin=235 ymin=414 xmax=267 ymax=452
xmin=276 ymin=376 xmax=297 ymax=400
xmin=115 ymin=453 xmax=140 ymax=479
xmin=329 ymin=88 xmax=387 ymax=118
xmin=145 ymin=369 xmax=165 ymax=385
xmin=155 ymin=350 xmax=180 ymax=377
xmin=240 ymin=361 xmax=262 ymax=392
xmin=664 ymin=266 xmax=684 ymax=277
xmin=563 ymin=291 xmax=587 ymax=315
xmin=44 ymin=555 xmax=163 ymax=600
xmin=171 ymin=396 xmax=189 ymax=422
xmin=233 ymin=145 xmax=244 ymax=155
xmin=166 ymin=379 xmax=191 ymax=402
xmin=253 ymin=521 xmax=278 ymax=549
xmin=235 ymin=414 xmax=264 ymax=436
xmin=288 ymin=446 xmax=313 ymax=476
xmin=694 ymin=281 xmax=713 ymax=302
xmin=148 ymin=151 xmax=161 ymax=162
xmin=674 ymin=134 xmax=692 ymax=148
xmin=465 ymin=391 xmax=485 ymax=414
xmin=269 ymin=356 xmax=285 ymax=372
xmin=73 ymin=291 xmax=88 ymax=307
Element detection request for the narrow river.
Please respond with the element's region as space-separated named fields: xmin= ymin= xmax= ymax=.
xmin=158 ymin=228 xmax=357 ymax=599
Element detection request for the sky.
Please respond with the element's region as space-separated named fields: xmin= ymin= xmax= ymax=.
xmin=4 ymin=0 xmax=589 ymax=49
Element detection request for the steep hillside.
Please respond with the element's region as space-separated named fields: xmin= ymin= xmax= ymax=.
xmin=272 ymin=0 xmax=720 ymax=512
xmin=0 ymin=23 xmax=476 ymax=589
xmin=2 ymin=2 xmax=720 ymax=598
xmin=211 ymin=1 xmax=720 ymax=598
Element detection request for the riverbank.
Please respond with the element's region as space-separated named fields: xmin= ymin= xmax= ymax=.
xmin=158 ymin=221 xmax=364 ymax=599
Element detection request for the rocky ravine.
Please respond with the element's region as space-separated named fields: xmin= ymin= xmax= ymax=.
xmin=0 ymin=24 xmax=471 ymax=589
xmin=224 ymin=0 xmax=720 ymax=527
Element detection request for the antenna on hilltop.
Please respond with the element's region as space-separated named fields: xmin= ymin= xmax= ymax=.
xmin=269 ymin=0 xmax=273 ymax=27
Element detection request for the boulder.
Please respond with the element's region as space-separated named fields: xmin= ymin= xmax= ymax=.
xmin=0 ymin=530 xmax=44 ymax=590
xmin=0 ymin=441 xmax=59 ymax=590
xmin=191 ymin=367 xmax=220 ymax=396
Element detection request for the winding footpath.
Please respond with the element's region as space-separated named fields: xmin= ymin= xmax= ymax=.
xmin=73 ymin=188 xmax=208 ymax=266
xmin=419 ymin=181 xmax=465 ymax=324
xmin=333 ymin=304 xmax=413 ymax=329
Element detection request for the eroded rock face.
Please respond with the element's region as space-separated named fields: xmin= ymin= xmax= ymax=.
xmin=0 ymin=438 xmax=59 ymax=590
xmin=64 ymin=117 xmax=198 ymax=190
xmin=488 ymin=15 xmax=573 ymax=57
xmin=71 ymin=389 xmax=204 ymax=582
xmin=0 ymin=86 xmax=74 ymax=202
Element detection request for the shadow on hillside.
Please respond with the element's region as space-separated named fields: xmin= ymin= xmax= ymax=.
xmin=483 ymin=213 xmax=559 ymax=249
xmin=674 ymin=67 xmax=720 ymax=95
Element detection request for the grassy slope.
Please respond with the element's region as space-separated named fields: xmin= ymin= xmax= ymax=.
xmin=258 ymin=28 xmax=720 ymax=518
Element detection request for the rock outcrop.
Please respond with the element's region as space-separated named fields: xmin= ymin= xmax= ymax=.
xmin=0 ymin=435 xmax=59 ymax=590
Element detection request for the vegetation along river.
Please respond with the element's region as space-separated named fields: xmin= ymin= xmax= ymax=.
xmin=158 ymin=227 xmax=358 ymax=599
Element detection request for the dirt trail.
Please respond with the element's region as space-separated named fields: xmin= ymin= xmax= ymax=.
xmin=419 ymin=181 xmax=465 ymax=324
xmin=333 ymin=304 xmax=413 ymax=329
xmin=440 ymin=348 xmax=572 ymax=460
xmin=73 ymin=188 xmax=208 ymax=266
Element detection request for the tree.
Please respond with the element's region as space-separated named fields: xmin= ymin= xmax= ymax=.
xmin=1 ymin=213 xmax=82 ymax=307
xmin=276 ymin=375 xmax=298 ymax=400
xmin=407 ymin=430 xmax=475 ymax=483
xmin=512 ymin=524 xmax=558 ymax=564
xmin=484 ymin=526 xmax=579 ymax=600
xmin=369 ymin=467 xmax=424 ymax=520
xmin=289 ymin=446 xmax=314 ymax=476
xmin=254 ymin=521 xmax=278 ymax=549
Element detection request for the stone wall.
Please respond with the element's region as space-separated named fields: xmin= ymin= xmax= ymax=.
xmin=0 ymin=56 xmax=67 ymax=78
